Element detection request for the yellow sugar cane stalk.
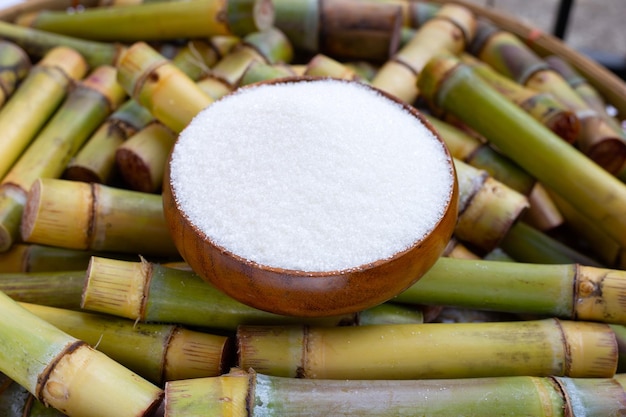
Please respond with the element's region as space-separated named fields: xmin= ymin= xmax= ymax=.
xmin=417 ymin=53 xmax=626 ymax=248
xmin=239 ymin=61 xmax=298 ymax=86
xmin=15 ymin=0 xmax=275 ymax=41
xmin=371 ymin=3 xmax=476 ymax=104
xmin=395 ymin=256 xmax=626 ymax=325
xmin=237 ymin=319 xmax=617 ymax=379
xmin=164 ymin=368 xmax=626 ymax=417
xmin=0 ymin=65 xmax=125 ymax=252
xmin=116 ymin=41 xmax=214 ymax=133
xmin=0 ymin=291 xmax=163 ymax=417
xmin=453 ymin=158 xmax=529 ymax=254
xmin=0 ymin=20 xmax=125 ymax=68
xmin=80 ymin=256 xmax=361 ymax=330
xmin=21 ymin=178 xmax=179 ymax=257
xmin=64 ymin=99 xmax=154 ymax=184
xmin=0 ymin=40 xmax=31 ymax=108
xmin=471 ymin=22 xmax=626 ymax=174
xmin=21 ymin=303 xmax=230 ymax=385
xmin=0 ymin=269 xmax=85 ymax=309
xmin=0 ymin=46 xmax=87 ymax=181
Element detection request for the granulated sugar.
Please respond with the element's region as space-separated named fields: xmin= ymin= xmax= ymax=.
xmin=170 ymin=79 xmax=454 ymax=272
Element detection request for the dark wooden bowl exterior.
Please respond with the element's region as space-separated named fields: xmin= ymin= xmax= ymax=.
xmin=163 ymin=78 xmax=459 ymax=317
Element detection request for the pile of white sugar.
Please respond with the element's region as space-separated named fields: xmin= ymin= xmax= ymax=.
xmin=170 ymin=79 xmax=454 ymax=272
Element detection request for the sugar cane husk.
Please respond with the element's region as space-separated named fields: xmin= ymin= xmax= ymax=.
xmin=427 ymin=115 xmax=536 ymax=195
xmin=240 ymin=61 xmax=297 ymax=86
xmin=166 ymin=368 xmax=626 ymax=417
xmin=0 ymin=291 xmax=163 ymax=417
xmin=0 ymin=270 xmax=85 ymax=309
xmin=471 ymin=23 xmax=626 ymax=173
xmin=318 ymin=0 xmax=403 ymax=63
xmin=64 ymin=99 xmax=154 ymax=184
xmin=371 ymin=3 xmax=475 ymax=104
xmin=16 ymin=0 xmax=275 ymax=41
xmin=548 ymin=189 xmax=626 ymax=269
xmin=460 ymin=52 xmax=581 ymax=144
xmin=116 ymin=41 xmax=214 ymax=133
xmin=500 ymin=221 xmax=603 ymax=267
xmin=0 ymin=40 xmax=31 ymax=108
xmin=272 ymin=0 xmax=319 ymax=53
xmin=418 ymin=53 xmax=626 ymax=248
xmin=237 ymin=318 xmax=617 ymax=379
xmin=396 ymin=256 xmax=626 ymax=325
xmin=21 ymin=178 xmax=179 ymax=257
xmin=115 ymin=121 xmax=176 ymax=193
xmin=453 ymin=159 xmax=529 ymax=254
xmin=303 ymin=53 xmax=363 ymax=81
xmin=81 ymin=256 xmax=358 ymax=331
xmin=21 ymin=302 xmax=231 ymax=384
xmin=0 ymin=46 xmax=87 ymax=181
xmin=0 ymin=20 xmax=124 ymax=68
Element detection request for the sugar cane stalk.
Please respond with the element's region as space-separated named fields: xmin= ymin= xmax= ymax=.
xmin=21 ymin=178 xmax=179 ymax=257
xmin=164 ymin=368 xmax=626 ymax=416
xmin=237 ymin=319 xmax=617 ymax=379
xmin=0 ymin=20 xmax=124 ymax=68
xmin=417 ymin=53 xmax=626 ymax=248
xmin=0 ymin=290 xmax=163 ymax=417
xmin=395 ymin=256 xmax=626 ymax=325
xmin=16 ymin=0 xmax=275 ymax=41
xmin=0 ymin=46 xmax=87 ymax=181
xmin=21 ymin=303 xmax=231 ymax=385
xmin=0 ymin=65 xmax=126 ymax=252
xmin=0 ymin=269 xmax=85 ymax=309
xmin=81 ymin=256 xmax=358 ymax=331
xmin=371 ymin=3 xmax=476 ymax=104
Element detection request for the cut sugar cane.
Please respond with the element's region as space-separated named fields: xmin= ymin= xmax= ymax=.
xmin=0 ymin=46 xmax=87 ymax=181
xmin=0 ymin=290 xmax=163 ymax=417
xmin=0 ymin=65 xmax=125 ymax=252
xmin=164 ymin=368 xmax=626 ymax=417
xmin=163 ymin=77 xmax=458 ymax=316
xmin=21 ymin=178 xmax=179 ymax=257
xmin=0 ymin=269 xmax=85 ymax=309
xmin=237 ymin=319 xmax=617 ymax=379
xmin=418 ymin=53 xmax=626 ymax=248
xmin=395 ymin=256 xmax=626 ymax=325
xmin=21 ymin=303 xmax=230 ymax=384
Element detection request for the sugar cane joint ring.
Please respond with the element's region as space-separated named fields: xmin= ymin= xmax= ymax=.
xmin=163 ymin=77 xmax=458 ymax=317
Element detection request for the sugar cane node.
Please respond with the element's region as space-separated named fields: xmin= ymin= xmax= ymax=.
xmin=163 ymin=76 xmax=458 ymax=317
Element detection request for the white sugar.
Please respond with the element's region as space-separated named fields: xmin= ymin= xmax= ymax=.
xmin=170 ymin=79 xmax=454 ymax=272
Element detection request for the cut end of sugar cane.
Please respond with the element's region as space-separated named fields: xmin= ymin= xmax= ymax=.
xmin=163 ymin=76 xmax=458 ymax=317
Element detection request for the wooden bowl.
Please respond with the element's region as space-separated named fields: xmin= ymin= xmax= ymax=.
xmin=163 ymin=77 xmax=458 ymax=317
